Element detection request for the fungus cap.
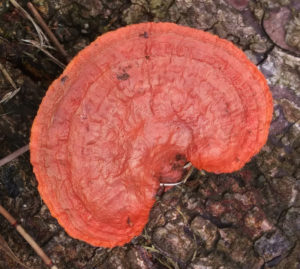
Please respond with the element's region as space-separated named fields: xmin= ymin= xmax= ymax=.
xmin=30 ymin=22 xmax=273 ymax=247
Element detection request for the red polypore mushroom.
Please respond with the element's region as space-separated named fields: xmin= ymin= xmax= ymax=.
xmin=30 ymin=22 xmax=273 ymax=247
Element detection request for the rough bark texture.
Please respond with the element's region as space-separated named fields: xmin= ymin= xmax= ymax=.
xmin=0 ymin=0 xmax=299 ymax=268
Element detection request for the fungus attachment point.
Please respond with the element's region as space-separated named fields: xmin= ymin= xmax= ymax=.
xmin=30 ymin=23 xmax=273 ymax=247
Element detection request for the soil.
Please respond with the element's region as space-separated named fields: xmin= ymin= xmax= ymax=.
xmin=0 ymin=0 xmax=299 ymax=268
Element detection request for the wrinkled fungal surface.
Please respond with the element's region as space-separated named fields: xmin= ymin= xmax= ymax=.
xmin=30 ymin=22 xmax=272 ymax=247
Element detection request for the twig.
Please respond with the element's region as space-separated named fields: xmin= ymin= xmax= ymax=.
xmin=183 ymin=162 xmax=192 ymax=169
xmin=0 ymin=62 xmax=21 ymax=104
xmin=0 ymin=63 xmax=18 ymax=90
xmin=22 ymin=39 xmax=66 ymax=69
xmin=27 ymin=2 xmax=71 ymax=62
xmin=0 ymin=144 xmax=29 ymax=167
xmin=142 ymin=246 xmax=160 ymax=253
xmin=183 ymin=166 xmax=195 ymax=183
xmin=8 ymin=1 xmax=67 ymax=67
xmin=9 ymin=0 xmax=49 ymax=47
xmin=159 ymin=166 xmax=195 ymax=187
xmin=0 ymin=88 xmax=21 ymax=104
xmin=0 ymin=204 xmax=58 ymax=269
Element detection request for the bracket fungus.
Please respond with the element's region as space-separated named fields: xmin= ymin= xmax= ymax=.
xmin=30 ymin=22 xmax=273 ymax=247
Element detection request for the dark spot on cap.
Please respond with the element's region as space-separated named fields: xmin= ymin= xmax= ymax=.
xmin=61 ymin=76 xmax=68 ymax=83
xmin=127 ymin=217 xmax=133 ymax=227
xmin=175 ymin=154 xmax=185 ymax=161
xmin=145 ymin=55 xmax=150 ymax=60
xmin=117 ymin=72 xmax=130 ymax=81
xmin=139 ymin=31 xmax=149 ymax=38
